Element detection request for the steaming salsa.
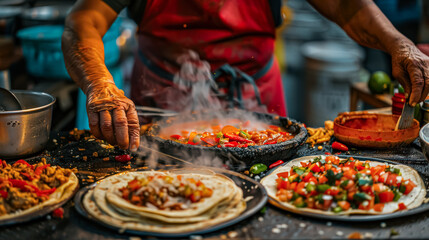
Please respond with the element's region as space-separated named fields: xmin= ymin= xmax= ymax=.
xmin=159 ymin=119 xmax=295 ymax=147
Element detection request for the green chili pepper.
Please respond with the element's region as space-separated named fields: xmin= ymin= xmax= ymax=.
xmin=317 ymin=184 xmax=330 ymax=192
xmin=332 ymin=206 xmax=343 ymax=213
xmin=216 ymin=132 xmax=223 ymax=138
xmin=353 ymin=192 xmax=371 ymax=203
xmin=306 ymin=183 xmax=316 ymax=192
xmin=393 ymin=191 xmax=401 ymax=202
xmin=393 ymin=168 xmax=400 ymax=174
xmin=239 ymin=130 xmax=250 ymax=139
xmin=358 ymin=179 xmax=373 ymax=186
xmin=340 ymin=180 xmax=350 ymax=188
xmin=250 ymin=163 xmax=267 ymax=174
xmin=399 ymin=184 xmax=406 ymax=194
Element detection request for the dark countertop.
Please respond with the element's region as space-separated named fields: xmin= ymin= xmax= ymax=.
xmin=1 ymin=130 xmax=428 ymax=240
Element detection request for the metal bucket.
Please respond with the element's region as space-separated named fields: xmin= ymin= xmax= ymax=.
xmin=0 ymin=91 xmax=55 ymax=159
xmin=302 ymin=41 xmax=364 ymax=127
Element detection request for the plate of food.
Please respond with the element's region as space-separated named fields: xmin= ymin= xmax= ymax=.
xmin=74 ymin=167 xmax=267 ymax=237
xmin=260 ymin=155 xmax=428 ymax=221
xmin=142 ymin=109 xmax=307 ymax=167
xmin=0 ymin=159 xmax=79 ymax=225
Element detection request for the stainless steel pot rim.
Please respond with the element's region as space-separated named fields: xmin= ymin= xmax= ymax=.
xmin=0 ymin=91 xmax=56 ymax=114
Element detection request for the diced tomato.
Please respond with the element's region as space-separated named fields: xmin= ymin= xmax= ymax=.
xmin=289 ymin=182 xmax=297 ymax=191
xmin=325 ymin=164 xmax=332 ymax=171
xmin=378 ymin=191 xmax=394 ymax=203
xmin=277 ymin=179 xmax=290 ymax=190
xmin=398 ymin=202 xmax=407 ymax=210
xmin=276 ymin=172 xmax=289 ymax=179
xmin=303 ymin=172 xmax=313 ymax=182
xmin=121 ymin=188 xmax=130 ymax=199
xmin=128 ymin=179 xmax=141 ymax=191
xmin=276 ymin=189 xmax=289 ymax=202
xmin=309 ymin=164 xmax=321 ymax=173
xmin=300 ymin=161 xmax=309 ymax=167
xmin=221 ymin=125 xmax=239 ymax=134
xmin=342 ymin=180 xmax=355 ymax=190
xmin=190 ymin=191 xmax=202 ymax=203
xmin=373 ymin=175 xmax=379 ymax=183
xmin=360 ymin=185 xmax=373 ymax=194
xmin=295 ymin=182 xmax=307 ymax=196
xmin=386 ymin=174 xmax=400 ymax=187
xmin=347 ymin=191 xmax=356 ymax=201
xmin=379 ymin=172 xmax=389 ymax=183
xmin=323 ymin=199 xmax=333 ymax=210
xmin=325 ymin=187 xmax=340 ymax=196
xmin=358 ymin=197 xmax=374 ymax=211
xmin=318 ymin=175 xmax=328 ymax=184
xmin=343 ymin=169 xmax=357 ymax=180
xmin=370 ymin=165 xmax=386 ymax=177
xmin=404 ymin=180 xmax=416 ymax=195
xmin=305 ymin=197 xmax=315 ymax=209
xmin=130 ymin=195 xmax=142 ymax=205
xmin=337 ymin=201 xmax=350 ymax=211
xmin=373 ymin=203 xmax=385 ymax=212
xmin=308 ymin=177 xmax=318 ymax=184
xmin=373 ymin=183 xmax=384 ymax=193
xmin=202 ymin=187 xmax=213 ymax=198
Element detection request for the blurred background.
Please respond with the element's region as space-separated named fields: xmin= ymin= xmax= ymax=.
xmin=0 ymin=0 xmax=427 ymax=131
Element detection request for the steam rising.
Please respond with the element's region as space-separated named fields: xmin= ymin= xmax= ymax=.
xmin=137 ymin=51 xmax=269 ymax=170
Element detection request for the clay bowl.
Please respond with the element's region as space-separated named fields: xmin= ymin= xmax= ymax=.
xmin=142 ymin=110 xmax=307 ymax=169
xmin=334 ymin=112 xmax=419 ymax=149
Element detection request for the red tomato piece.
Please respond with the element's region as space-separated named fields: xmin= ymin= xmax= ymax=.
xmin=318 ymin=175 xmax=328 ymax=184
xmin=337 ymin=201 xmax=350 ymax=211
xmin=303 ymin=172 xmax=313 ymax=182
xmin=52 ymin=207 xmax=64 ymax=218
xmin=373 ymin=203 xmax=385 ymax=212
xmin=276 ymin=172 xmax=289 ymax=179
xmin=404 ymin=180 xmax=416 ymax=195
xmin=378 ymin=191 xmax=394 ymax=203
xmin=398 ymin=202 xmax=407 ymax=210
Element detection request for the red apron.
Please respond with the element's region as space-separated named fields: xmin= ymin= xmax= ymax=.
xmin=130 ymin=0 xmax=287 ymax=116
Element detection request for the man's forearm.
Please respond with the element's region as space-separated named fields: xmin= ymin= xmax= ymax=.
xmin=62 ymin=12 xmax=114 ymax=95
xmin=307 ymin=0 xmax=412 ymax=55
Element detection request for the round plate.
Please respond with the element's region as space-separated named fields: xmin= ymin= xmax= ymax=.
xmin=0 ymin=183 xmax=79 ymax=226
xmin=74 ymin=167 xmax=267 ymax=237
xmin=265 ymin=155 xmax=429 ymax=222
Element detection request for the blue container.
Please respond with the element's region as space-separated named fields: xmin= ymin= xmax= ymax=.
xmin=17 ymin=18 xmax=121 ymax=79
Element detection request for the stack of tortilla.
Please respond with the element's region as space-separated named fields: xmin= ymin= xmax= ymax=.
xmin=83 ymin=171 xmax=246 ymax=233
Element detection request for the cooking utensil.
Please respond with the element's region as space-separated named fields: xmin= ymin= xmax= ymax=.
xmin=419 ymin=123 xmax=429 ymax=163
xmin=395 ymin=100 xmax=415 ymax=130
xmin=143 ymin=109 xmax=307 ymax=168
xmin=334 ymin=112 xmax=419 ymax=148
xmin=0 ymin=91 xmax=55 ymax=159
xmin=0 ymin=87 xmax=23 ymax=111
xmin=135 ymin=106 xmax=178 ymax=117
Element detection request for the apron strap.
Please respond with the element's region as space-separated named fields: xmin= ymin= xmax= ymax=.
xmin=137 ymin=50 xmax=273 ymax=109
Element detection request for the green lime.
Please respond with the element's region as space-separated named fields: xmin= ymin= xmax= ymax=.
xmin=398 ymin=84 xmax=405 ymax=94
xmin=368 ymin=71 xmax=391 ymax=94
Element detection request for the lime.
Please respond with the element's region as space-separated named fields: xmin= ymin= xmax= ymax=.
xmin=398 ymin=84 xmax=405 ymax=94
xmin=368 ymin=71 xmax=391 ymax=94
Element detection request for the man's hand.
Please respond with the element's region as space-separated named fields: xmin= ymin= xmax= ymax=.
xmin=391 ymin=41 xmax=429 ymax=106
xmin=86 ymin=82 xmax=140 ymax=150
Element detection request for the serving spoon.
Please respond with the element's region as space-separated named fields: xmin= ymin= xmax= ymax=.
xmin=0 ymin=87 xmax=23 ymax=111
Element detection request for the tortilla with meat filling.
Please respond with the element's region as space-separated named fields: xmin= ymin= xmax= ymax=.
xmin=83 ymin=171 xmax=246 ymax=233
xmin=0 ymin=159 xmax=78 ymax=221
xmin=261 ymin=156 xmax=426 ymax=215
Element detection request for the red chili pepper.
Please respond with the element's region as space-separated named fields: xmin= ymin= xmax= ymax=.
xmin=269 ymin=160 xmax=284 ymax=169
xmin=20 ymin=172 xmax=34 ymax=181
xmin=237 ymin=143 xmax=248 ymax=148
xmin=201 ymin=136 xmax=218 ymax=146
xmin=325 ymin=152 xmax=331 ymax=155
xmin=13 ymin=160 xmax=34 ymax=170
xmin=9 ymin=179 xmax=39 ymax=193
xmin=264 ymin=140 xmax=277 ymax=145
xmin=170 ymin=134 xmax=184 ymax=140
xmin=37 ymin=188 xmax=57 ymax=197
xmin=35 ymin=164 xmax=50 ymax=176
xmin=331 ymin=141 xmax=349 ymax=151
xmin=224 ymin=141 xmax=238 ymax=147
xmin=224 ymin=133 xmax=254 ymax=143
xmin=0 ymin=160 xmax=6 ymax=168
xmin=52 ymin=207 xmax=64 ymax=218
xmin=0 ymin=190 xmax=8 ymax=199
xmin=398 ymin=202 xmax=407 ymax=210
xmin=115 ymin=154 xmax=131 ymax=162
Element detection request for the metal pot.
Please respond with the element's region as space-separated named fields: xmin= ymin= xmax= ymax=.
xmin=0 ymin=91 xmax=55 ymax=159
